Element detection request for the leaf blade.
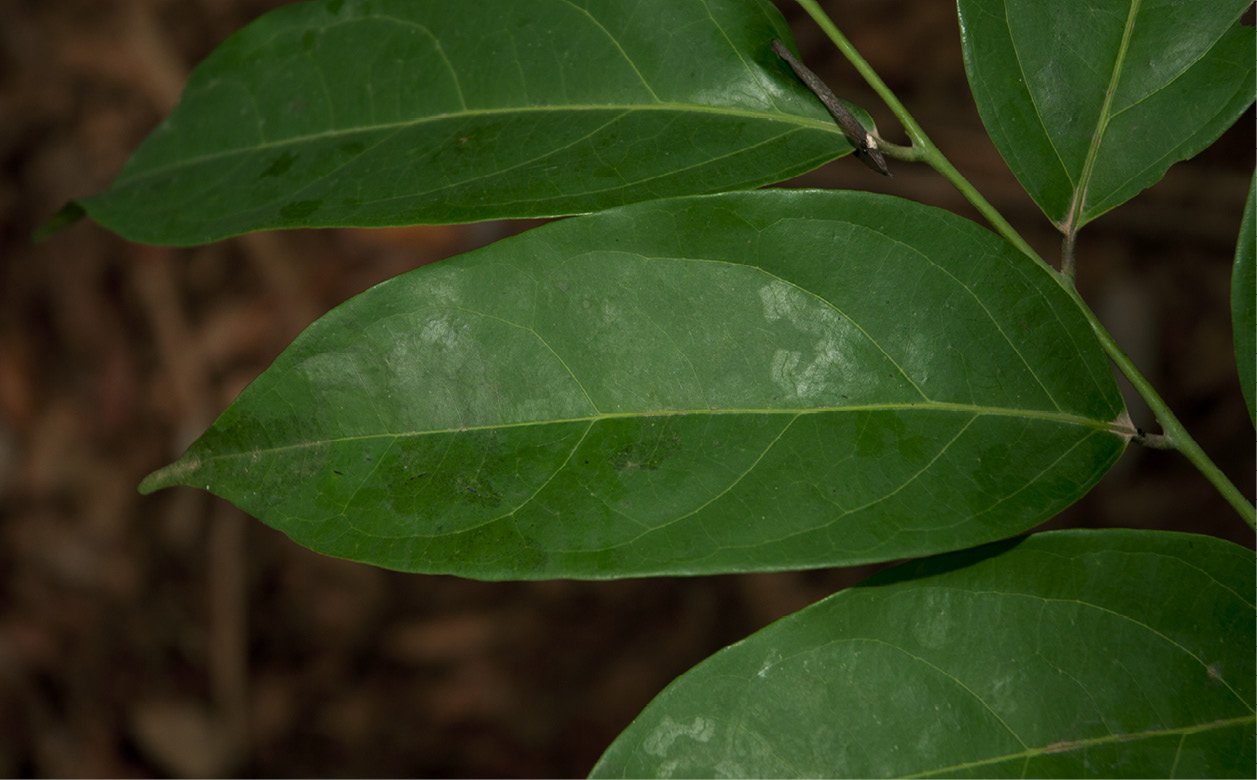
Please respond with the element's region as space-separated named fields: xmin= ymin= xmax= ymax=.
xmin=74 ymin=0 xmax=858 ymax=245
xmin=958 ymin=0 xmax=1256 ymax=229
xmin=141 ymin=190 xmax=1127 ymax=577
xmin=590 ymin=530 xmax=1257 ymax=778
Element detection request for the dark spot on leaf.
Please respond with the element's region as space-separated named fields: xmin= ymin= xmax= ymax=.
xmin=301 ymin=31 xmax=318 ymax=52
xmin=332 ymin=469 xmax=344 ymax=476
xmin=340 ymin=141 xmax=365 ymax=156
xmin=259 ymin=151 xmax=297 ymax=178
xmin=855 ymin=412 xmax=922 ymax=459
xmin=280 ymin=199 xmax=321 ymax=220
xmin=610 ymin=432 xmax=681 ymax=473
xmin=326 ymin=0 xmax=344 ymax=13
xmin=458 ymin=476 xmax=501 ymax=508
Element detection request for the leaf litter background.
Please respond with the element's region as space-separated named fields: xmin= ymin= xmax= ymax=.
xmin=1 ymin=0 xmax=1252 ymax=776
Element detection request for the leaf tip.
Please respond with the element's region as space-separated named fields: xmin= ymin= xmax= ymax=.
xmin=138 ymin=456 xmax=203 ymax=495
xmin=32 ymin=201 xmax=87 ymax=242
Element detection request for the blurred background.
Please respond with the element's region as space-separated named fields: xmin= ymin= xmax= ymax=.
xmin=1 ymin=0 xmax=1253 ymax=776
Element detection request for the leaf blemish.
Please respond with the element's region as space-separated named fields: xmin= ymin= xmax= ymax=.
xmin=1043 ymin=739 xmax=1081 ymax=754
xmin=642 ymin=716 xmax=716 ymax=757
xmin=610 ymin=433 xmax=680 ymax=473
xmin=279 ymin=199 xmax=322 ymax=219
xmin=259 ymin=151 xmax=297 ymax=178
xmin=458 ymin=476 xmax=501 ymax=507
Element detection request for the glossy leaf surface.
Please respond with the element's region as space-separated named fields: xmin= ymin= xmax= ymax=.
xmin=1234 ymin=173 xmax=1255 ymax=428
xmin=958 ymin=0 xmax=1255 ymax=230
xmin=141 ymin=191 xmax=1126 ymax=578
xmin=74 ymin=0 xmax=857 ymax=246
xmin=591 ymin=530 xmax=1256 ymax=779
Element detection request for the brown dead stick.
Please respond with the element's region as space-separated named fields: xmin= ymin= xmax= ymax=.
xmin=771 ymin=39 xmax=891 ymax=176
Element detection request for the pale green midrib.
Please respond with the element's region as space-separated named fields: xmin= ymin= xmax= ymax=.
xmin=175 ymin=401 xmax=1115 ymax=467
xmin=1067 ymin=0 xmax=1141 ymax=230
xmin=900 ymin=713 xmax=1256 ymax=779
xmin=108 ymin=102 xmax=839 ymax=188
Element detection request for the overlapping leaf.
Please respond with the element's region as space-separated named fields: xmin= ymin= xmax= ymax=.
xmin=591 ymin=530 xmax=1256 ymax=779
xmin=959 ymin=0 xmax=1255 ymax=231
xmin=1233 ymin=172 xmax=1255 ymax=427
xmin=68 ymin=0 xmax=861 ymax=246
xmin=141 ymin=191 xmax=1126 ymax=578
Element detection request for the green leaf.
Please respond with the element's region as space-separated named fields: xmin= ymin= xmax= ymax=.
xmin=31 ymin=201 xmax=85 ymax=243
xmin=1234 ymin=171 xmax=1255 ymax=428
xmin=590 ymin=529 xmax=1256 ymax=779
xmin=71 ymin=0 xmax=857 ymax=246
xmin=958 ymin=0 xmax=1255 ymax=230
xmin=140 ymin=190 xmax=1126 ymax=578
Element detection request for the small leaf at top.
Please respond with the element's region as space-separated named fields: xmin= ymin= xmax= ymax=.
xmin=1233 ymin=171 xmax=1255 ymax=427
xmin=959 ymin=0 xmax=1255 ymax=231
xmin=590 ymin=529 xmax=1256 ymax=779
xmin=65 ymin=0 xmax=862 ymax=246
xmin=140 ymin=190 xmax=1127 ymax=579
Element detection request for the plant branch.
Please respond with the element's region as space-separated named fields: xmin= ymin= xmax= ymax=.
xmin=792 ymin=0 xmax=1256 ymax=530
xmin=1077 ymin=300 xmax=1256 ymax=528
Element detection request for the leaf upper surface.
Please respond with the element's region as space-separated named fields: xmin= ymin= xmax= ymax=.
xmin=141 ymin=191 xmax=1126 ymax=577
xmin=591 ymin=530 xmax=1256 ymax=779
xmin=75 ymin=0 xmax=857 ymax=245
xmin=958 ymin=0 xmax=1256 ymax=230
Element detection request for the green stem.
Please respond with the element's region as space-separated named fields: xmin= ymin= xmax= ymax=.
xmin=792 ymin=0 xmax=1256 ymax=530
xmin=1078 ymin=298 xmax=1257 ymax=528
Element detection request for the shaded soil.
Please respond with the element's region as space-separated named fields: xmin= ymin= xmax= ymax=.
xmin=2 ymin=0 xmax=1253 ymax=776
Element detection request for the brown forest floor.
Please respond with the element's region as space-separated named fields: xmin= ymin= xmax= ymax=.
xmin=2 ymin=0 xmax=1253 ymax=776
